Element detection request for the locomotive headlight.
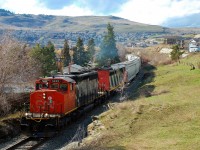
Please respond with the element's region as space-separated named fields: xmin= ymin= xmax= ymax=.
xmin=25 ymin=113 xmax=28 ymax=116
xmin=43 ymin=93 xmax=46 ymax=99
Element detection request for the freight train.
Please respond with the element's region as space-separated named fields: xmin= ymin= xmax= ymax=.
xmin=20 ymin=55 xmax=141 ymax=135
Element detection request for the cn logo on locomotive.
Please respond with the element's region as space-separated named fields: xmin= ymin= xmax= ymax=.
xmin=48 ymin=96 xmax=53 ymax=104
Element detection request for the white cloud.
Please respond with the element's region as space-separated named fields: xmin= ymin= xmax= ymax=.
xmin=51 ymin=5 xmax=93 ymax=16
xmin=0 ymin=0 xmax=93 ymax=16
xmin=113 ymin=0 xmax=200 ymax=25
xmin=1 ymin=0 xmax=45 ymax=14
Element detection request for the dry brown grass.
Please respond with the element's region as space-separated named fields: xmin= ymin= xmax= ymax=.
xmin=197 ymin=62 xmax=200 ymax=69
xmin=125 ymin=44 xmax=172 ymax=65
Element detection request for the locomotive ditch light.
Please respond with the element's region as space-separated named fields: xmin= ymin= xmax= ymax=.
xmin=25 ymin=113 xmax=28 ymax=116
xmin=44 ymin=113 xmax=49 ymax=118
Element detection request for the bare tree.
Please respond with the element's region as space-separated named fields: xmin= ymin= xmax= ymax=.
xmin=0 ymin=35 xmax=41 ymax=115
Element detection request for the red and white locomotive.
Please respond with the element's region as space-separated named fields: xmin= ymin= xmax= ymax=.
xmin=21 ymin=55 xmax=141 ymax=134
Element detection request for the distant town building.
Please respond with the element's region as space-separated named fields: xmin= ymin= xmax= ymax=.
xmin=164 ymin=36 xmax=184 ymax=48
xmin=188 ymin=39 xmax=200 ymax=52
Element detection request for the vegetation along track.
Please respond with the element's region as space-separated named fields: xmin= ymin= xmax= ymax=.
xmin=6 ymin=137 xmax=49 ymax=150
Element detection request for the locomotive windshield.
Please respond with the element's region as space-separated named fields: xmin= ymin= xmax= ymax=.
xmin=35 ymin=79 xmax=69 ymax=92
xmin=36 ymin=83 xmax=48 ymax=90
xmin=50 ymin=83 xmax=59 ymax=89
xmin=60 ymin=84 xmax=68 ymax=91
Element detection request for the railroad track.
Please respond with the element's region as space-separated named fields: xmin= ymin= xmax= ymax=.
xmin=6 ymin=137 xmax=49 ymax=150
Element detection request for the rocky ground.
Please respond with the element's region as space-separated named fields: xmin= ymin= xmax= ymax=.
xmin=0 ymin=118 xmax=21 ymax=143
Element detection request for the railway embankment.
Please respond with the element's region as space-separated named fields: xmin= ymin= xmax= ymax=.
xmin=0 ymin=93 xmax=29 ymax=143
xmin=70 ymin=53 xmax=200 ymax=150
xmin=0 ymin=118 xmax=21 ymax=143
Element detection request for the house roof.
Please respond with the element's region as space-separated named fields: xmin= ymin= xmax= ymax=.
xmin=163 ymin=36 xmax=183 ymax=40
xmin=63 ymin=64 xmax=87 ymax=74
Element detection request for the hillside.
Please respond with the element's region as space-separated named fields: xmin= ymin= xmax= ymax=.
xmin=77 ymin=53 xmax=200 ymax=150
xmin=2 ymin=8 xmax=200 ymax=48
xmin=0 ymin=9 xmax=163 ymax=33
xmin=0 ymin=15 xmax=164 ymax=33
xmin=0 ymin=9 xmax=167 ymax=47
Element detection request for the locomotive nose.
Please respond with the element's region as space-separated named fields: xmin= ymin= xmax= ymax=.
xmin=30 ymin=90 xmax=57 ymax=114
xmin=42 ymin=92 xmax=53 ymax=105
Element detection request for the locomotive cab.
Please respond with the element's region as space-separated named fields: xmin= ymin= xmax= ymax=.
xmin=21 ymin=76 xmax=77 ymax=134
xmin=28 ymin=77 xmax=76 ymax=118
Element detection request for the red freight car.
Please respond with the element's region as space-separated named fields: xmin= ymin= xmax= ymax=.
xmin=98 ymin=67 xmax=125 ymax=94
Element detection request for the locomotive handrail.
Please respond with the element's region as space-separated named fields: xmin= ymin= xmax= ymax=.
xmin=31 ymin=118 xmax=42 ymax=122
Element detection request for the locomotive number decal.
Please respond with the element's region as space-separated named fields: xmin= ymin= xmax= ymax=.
xmin=52 ymin=79 xmax=60 ymax=83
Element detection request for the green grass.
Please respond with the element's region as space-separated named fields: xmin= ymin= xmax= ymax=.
xmin=84 ymin=53 xmax=200 ymax=150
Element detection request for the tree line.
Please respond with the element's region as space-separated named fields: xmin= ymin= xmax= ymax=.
xmin=0 ymin=23 xmax=120 ymax=83
xmin=0 ymin=23 xmax=120 ymax=115
xmin=31 ymin=23 xmax=120 ymax=77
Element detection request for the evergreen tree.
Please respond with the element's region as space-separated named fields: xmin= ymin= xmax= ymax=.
xmin=97 ymin=23 xmax=120 ymax=66
xmin=86 ymin=38 xmax=95 ymax=63
xmin=170 ymin=45 xmax=184 ymax=62
xmin=62 ymin=39 xmax=70 ymax=66
xmin=77 ymin=37 xmax=84 ymax=64
xmin=45 ymin=41 xmax=57 ymax=74
xmin=73 ymin=37 xmax=88 ymax=66
xmin=71 ymin=46 xmax=77 ymax=63
xmin=30 ymin=41 xmax=57 ymax=77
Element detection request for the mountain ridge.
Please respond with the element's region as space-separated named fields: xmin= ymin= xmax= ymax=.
xmin=0 ymin=9 xmax=170 ymax=47
xmin=0 ymin=9 xmax=164 ymax=33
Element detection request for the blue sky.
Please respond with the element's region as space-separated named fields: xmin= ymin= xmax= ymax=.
xmin=0 ymin=0 xmax=200 ymax=25
xmin=40 ymin=0 xmax=128 ymax=14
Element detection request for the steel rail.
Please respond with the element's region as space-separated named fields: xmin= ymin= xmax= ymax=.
xmin=6 ymin=137 xmax=49 ymax=150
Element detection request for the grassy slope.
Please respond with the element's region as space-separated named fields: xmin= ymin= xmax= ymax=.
xmin=87 ymin=53 xmax=200 ymax=150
